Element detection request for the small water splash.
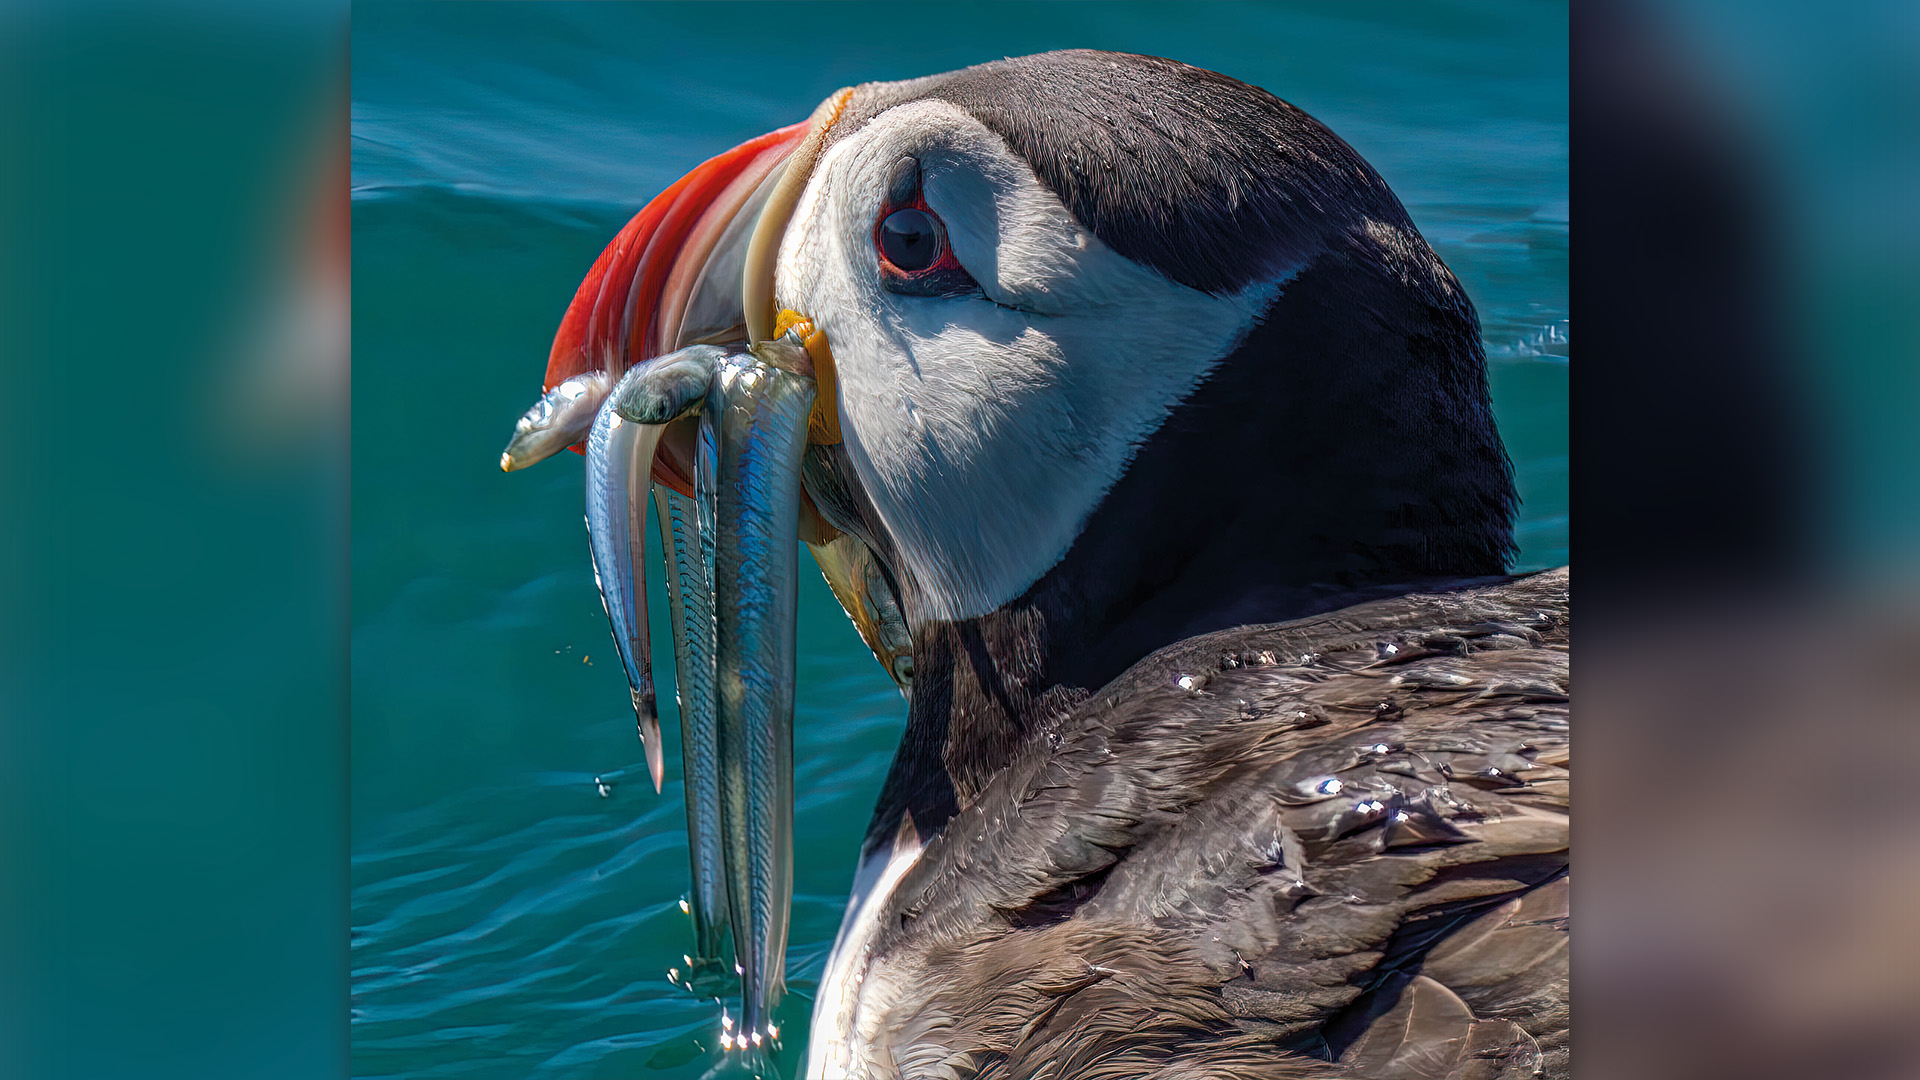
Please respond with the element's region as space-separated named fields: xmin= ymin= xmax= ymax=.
xmin=1486 ymin=318 xmax=1571 ymax=361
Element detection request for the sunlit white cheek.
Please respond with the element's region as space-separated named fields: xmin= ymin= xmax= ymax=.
xmin=777 ymin=101 xmax=1275 ymax=624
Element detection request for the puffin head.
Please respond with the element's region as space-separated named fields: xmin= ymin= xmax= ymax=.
xmin=538 ymin=51 xmax=1516 ymax=1051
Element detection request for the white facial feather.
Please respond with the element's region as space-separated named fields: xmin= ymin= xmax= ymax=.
xmin=776 ymin=98 xmax=1276 ymax=624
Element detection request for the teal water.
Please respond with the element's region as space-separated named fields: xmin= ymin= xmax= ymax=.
xmin=350 ymin=4 xmax=1567 ymax=1077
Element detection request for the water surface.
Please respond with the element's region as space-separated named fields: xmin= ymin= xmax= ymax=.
xmin=351 ymin=4 xmax=1567 ymax=1076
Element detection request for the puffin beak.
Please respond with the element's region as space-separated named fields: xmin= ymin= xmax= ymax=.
xmin=516 ymin=88 xmax=855 ymax=488
xmin=544 ymin=121 xmax=804 ymax=393
xmin=518 ymin=85 xmax=914 ymax=692
xmin=521 ymin=118 xmax=804 ymax=486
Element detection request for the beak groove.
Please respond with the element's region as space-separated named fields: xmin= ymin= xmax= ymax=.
xmin=742 ymin=88 xmax=853 ymax=346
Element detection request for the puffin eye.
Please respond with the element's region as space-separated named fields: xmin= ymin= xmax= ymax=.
xmin=872 ymin=163 xmax=979 ymax=299
xmin=878 ymin=208 xmax=942 ymax=272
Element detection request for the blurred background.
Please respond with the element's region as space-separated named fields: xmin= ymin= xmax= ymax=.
xmin=1575 ymin=2 xmax=1920 ymax=1077
xmin=0 ymin=1 xmax=1913 ymax=1077
xmin=1 ymin=1 xmax=347 ymax=1078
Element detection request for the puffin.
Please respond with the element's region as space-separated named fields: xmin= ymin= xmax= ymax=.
xmin=517 ymin=50 xmax=1568 ymax=1080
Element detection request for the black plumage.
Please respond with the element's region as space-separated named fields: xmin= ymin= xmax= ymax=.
xmin=846 ymin=570 xmax=1567 ymax=1079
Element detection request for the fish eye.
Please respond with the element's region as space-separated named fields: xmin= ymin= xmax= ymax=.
xmin=878 ymin=208 xmax=942 ymax=273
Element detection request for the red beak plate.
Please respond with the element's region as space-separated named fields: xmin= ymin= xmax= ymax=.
xmin=543 ymin=120 xmax=810 ymax=400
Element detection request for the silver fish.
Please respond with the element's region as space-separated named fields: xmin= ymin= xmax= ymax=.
xmin=612 ymin=345 xmax=726 ymax=425
xmin=658 ymin=482 xmax=734 ymax=992
xmin=709 ymin=340 xmax=814 ymax=1052
xmin=501 ymin=370 xmax=610 ymax=472
xmin=586 ymin=347 xmax=728 ymax=794
xmin=584 ymin=383 xmax=665 ymax=791
xmin=652 ymin=361 xmax=734 ymax=995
